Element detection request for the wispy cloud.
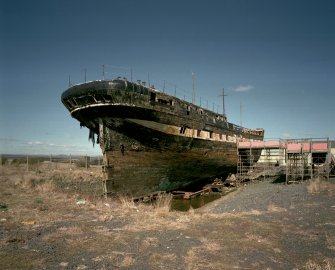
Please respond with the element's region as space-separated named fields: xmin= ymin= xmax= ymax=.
xmin=27 ymin=141 xmax=82 ymax=149
xmin=0 ymin=137 xmax=25 ymax=143
xmin=234 ymin=85 xmax=254 ymax=92
xmin=281 ymin=133 xmax=291 ymax=139
xmin=28 ymin=141 xmax=44 ymax=145
xmin=0 ymin=138 xmax=99 ymax=155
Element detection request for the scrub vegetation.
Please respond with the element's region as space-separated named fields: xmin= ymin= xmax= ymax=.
xmin=1 ymin=162 xmax=334 ymax=269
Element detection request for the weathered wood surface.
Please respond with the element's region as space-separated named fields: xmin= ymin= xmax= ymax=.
xmin=61 ymin=79 xmax=264 ymax=196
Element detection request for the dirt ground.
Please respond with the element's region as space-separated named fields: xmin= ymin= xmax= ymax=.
xmin=0 ymin=164 xmax=335 ymax=270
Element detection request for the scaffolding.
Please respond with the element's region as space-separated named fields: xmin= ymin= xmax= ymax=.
xmin=237 ymin=138 xmax=332 ymax=184
xmin=285 ymin=138 xmax=331 ymax=183
xmin=237 ymin=140 xmax=286 ymax=184
xmin=331 ymin=152 xmax=335 ymax=177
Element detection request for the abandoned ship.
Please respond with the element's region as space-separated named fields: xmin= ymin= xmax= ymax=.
xmin=61 ymin=78 xmax=264 ymax=196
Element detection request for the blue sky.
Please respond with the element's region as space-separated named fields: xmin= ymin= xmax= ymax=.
xmin=1 ymin=0 xmax=334 ymax=155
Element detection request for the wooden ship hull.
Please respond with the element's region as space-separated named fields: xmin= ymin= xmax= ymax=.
xmin=61 ymin=79 xmax=264 ymax=196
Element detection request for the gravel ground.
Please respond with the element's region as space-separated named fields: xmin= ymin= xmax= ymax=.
xmin=201 ymin=177 xmax=335 ymax=269
xmin=204 ymin=177 xmax=335 ymax=213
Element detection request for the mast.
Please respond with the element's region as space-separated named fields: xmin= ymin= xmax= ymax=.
xmin=192 ymin=72 xmax=195 ymax=104
xmin=221 ymin=87 xmax=227 ymax=117
xmin=240 ymin=100 xmax=243 ymax=127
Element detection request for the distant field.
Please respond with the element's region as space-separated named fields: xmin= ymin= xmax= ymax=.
xmin=0 ymin=159 xmax=104 ymax=199
xmin=0 ymin=154 xmax=102 ymax=172
xmin=0 ymin=154 xmax=103 ymax=167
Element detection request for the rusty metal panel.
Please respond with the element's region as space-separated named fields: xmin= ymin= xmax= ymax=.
xmin=238 ymin=141 xmax=251 ymax=148
xmin=264 ymin=141 xmax=281 ymax=148
xmin=286 ymin=143 xmax=302 ymax=152
xmin=302 ymin=143 xmax=311 ymax=152
xmin=312 ymin=143 xmax=328 ymax=152
xmin=286 ymin=142 xmax=311 ymax=152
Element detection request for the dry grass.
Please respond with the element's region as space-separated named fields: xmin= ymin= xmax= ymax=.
xmin=0 ymin=165 xmax=105 ymax=226
xmin=184 ymin=249 xmax=199 ymax=270
xmin=154 ymin=192 xmax=173 ymax=212
xmin=183 ymin=246 xmax=235 ymax=270
xmin=120 ymin=255 xmax=135 ymax=267
xmin=307 ymin=177 xmax=335 ymax=194
xmin=199 ymin=237 xmax=222 ymax=252
xmin=325 ymin=233 xmax=335 ymax=251
xmin=3 ymin=170 xmax=49 ymax=190
xmin=149 ymin=253 xmax=177 ymax=269
xmin=118 ymin=195 xmax=139 ymax=210
xmin=114 ymin=193 xmax=183 ymax=231
xmin=302 ymin=259 xmax=333 ymax=270
xmin=267 ymin=203 xmax=287 ymax=213
xmin=118 ymin=192 xmax=172 ymax=213
xmin=112 ymin=197 xmax=219 ymax=233
xmin=140 ymin=236 xmax=160 ymax=250
xmin=2 ymin=164 xmax=335 ymax=270
xmin=1 ymin=164 xmax=103 ymax=199
xmin=58 ymin=225 xmax=84 ymax=235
